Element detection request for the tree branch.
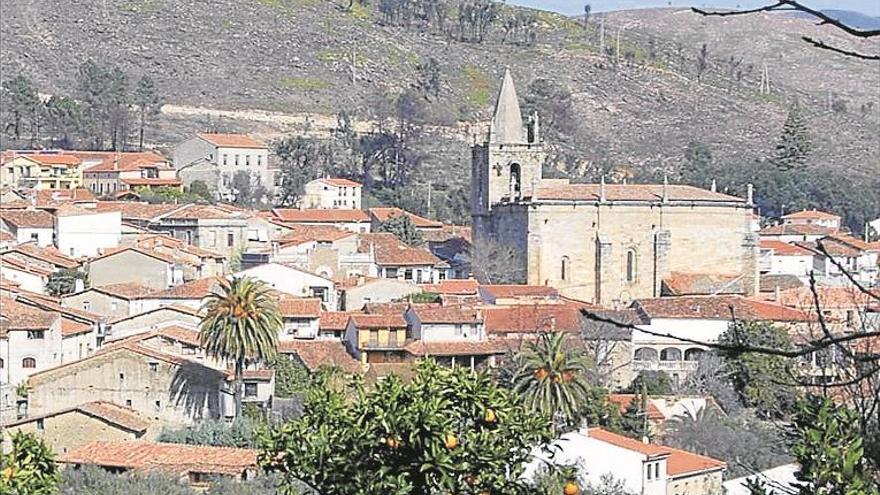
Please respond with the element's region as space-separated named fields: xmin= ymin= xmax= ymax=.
xmin=801 ymin=37 xmax=880 ymax=61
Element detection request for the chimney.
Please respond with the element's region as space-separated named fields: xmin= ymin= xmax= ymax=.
xmin=774 ymin=285 xmax=781 ymax=303
xmin=662 ymin=175 xmax=669 ymax=203
xmin=747 ymin=184 xmax=754 ymax=205
xmin=710 ymin=179 xmax=717 ymax=192
xmin=599 ymin=175 xmax=607 ymax=203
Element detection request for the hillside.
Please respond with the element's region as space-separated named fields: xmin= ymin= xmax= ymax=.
xmin=1 ymin=0 xmax=878 ymax=223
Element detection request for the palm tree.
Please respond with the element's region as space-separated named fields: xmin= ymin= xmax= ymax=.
xmin=512 ymin=332 xmax=593 ymax=429
xmin=199 ymin=276 xmax=281 ymax=418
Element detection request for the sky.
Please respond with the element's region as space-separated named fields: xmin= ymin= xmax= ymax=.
xmin=505 ymin=0 xmax=880 ymax=17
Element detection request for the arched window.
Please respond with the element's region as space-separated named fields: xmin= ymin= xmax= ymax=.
xmin=0 ymin=358 xmax=4 ymax=369
xmin=634 ymin=347 xmax=658 ymax=362
xmin=561 ymin=256 xmax=570 ymax=281
xmin=684 ymin=348 xmax=705 ymax=362
xmin=626 ymin=250 xmax=636 ymax=283
xmin=22 ymin=358 xmax=36 ymax=369
xmin=660 ymin=348 xmax=682 ymax=362
xmin=509 ymin=163 xmax=522 ymax=197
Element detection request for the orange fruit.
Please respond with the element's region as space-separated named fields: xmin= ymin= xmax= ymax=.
xmin=563 ymin=481 xmax=579 ymax=495
xmin=444 ymin=433 xmax=458 ymax=449
xmin=484 ymin=409 xmax=497 ymax=423
xmin=2 ymin=467 xmax=14 ymax=481
xmin=534 ymin=368 xmax=549 ymax=380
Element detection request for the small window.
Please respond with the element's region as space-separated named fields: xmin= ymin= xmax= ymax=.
xmin=0 ymin=358 xmax=4 ymax=369
xmin=244 ymin=383 xmax=258 ymax=398
xmin=626 ymin=250 xmax=637 ymax=283
xmin=125 ymin=399 xmax=132 ymax=407
xmin=257 ymin=156 xmax=262 ymax=167
xmin=154 ymin=400 xmax=161 ymax=412
xmin=222 ymin=154 xmax=228 ymax=166
xmin=119 ymin=373 xmax=125 ymax=381
xmin=245 ymin=155 xmax=251 ymax=166
xmin=647 ymin=463 xmax=653 ymax=480
xmin=30 ymin=233 xmax=39 ymax=242
xmin=26 ymin=330 xmax=45 ymax=340
xmin=22 ymin=358 xmax=36 ymax=369
xmin=235 ymin=155 xmax=240 ymax=166
xmin=36 ymin=419 xmax=45 ymax=431
xmin=148 ymin=362 xmax=159 ymax=373
xmin=404 ymin=269 xmax=413 ymax=280
xmin=110 ymin=301 xmax=118 ymax=312
xmin=655 ymin=463 xmax=660 ymax=478
xmin=227 ymin=232 xmax=235 ymax=247
xmin=561 ymin=255 xmax=570 ymax=281
xmin=82 ymin=301 xmax=91 ymax=311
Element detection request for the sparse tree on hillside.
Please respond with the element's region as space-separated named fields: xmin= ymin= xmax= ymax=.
xmin=2 ymin=74 xmax=42 ymax=143
xmin=274 ymin=136 xmax=327 ymax=206
xmin=467 ymin=237 xmax=526 ymax=285
xmin=771 ymin=103 xmax=812 ymax=171
xmin=379 ymin=213 xmax=425 ymax=247
xmin=44 ymin=95 xmax=82 ymax=149
xmin=583 ymin=4 xmax=591 ymax=28
xmin=134 ymin=75 xmax=162 ymax=151
xmin=415 ymin=57 xmax=442 ymax=101
xmin=696 ymin=43 xmax=709 ymax=82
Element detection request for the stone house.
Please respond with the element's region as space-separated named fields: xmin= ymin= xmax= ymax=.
xmin=62 ymin=282 xmax=156 ymax=321
xmin=76 ymin=151 xmax=177 ymax=197
xmin=0 ymin=209 xmax=55 ymax=247
xmin=302 ymin=177 xmax=363 ymax=209
xmin=478 ymin=284 xmax=559 ymax=305
xmin=27 ymin=342 xmax=233 ymax=425
xmin=174 ymin=133 xmax=271 ymax=201
xmin=342 ymin=277 xmax=422 ymax=311
xmin=127 ymin=233 xmax=226 ymax=280
xmin=263 ymin=225 xmax=364 ymax=281
xmin=59 ymin=441 xmax=258 ymax=487
xmin=149 ymin=204 xmax=251 ymax=259
xmin=343 ymin=314 xmax=409 ymax=365
xmin=403 ymin=306 xmax=508 ymax=369
xmin=1 ymin=401 xmax=153 ymax=455
xmin=0 ymin=243 xmax=80 ymax=273
xmin=106 ymin=305 xmax=201 ymax=342
xmin=472 ymin=70 xmax=758 ymax=307
xmin=1 ymin=297 xmax=64 ymax=398
xmin=88 ymin=247 xmax=185 ymax=291
xmin=0 ymin=256 xmax=52 ymax=293
xmin=277 ymin=340 xmax=361 ymax=374
xmin=525 ymin=428 xmax=725 ymax=495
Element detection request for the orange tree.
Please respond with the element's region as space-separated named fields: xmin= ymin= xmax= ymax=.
xmin=258 ymin=360 xmax=553 ymax=494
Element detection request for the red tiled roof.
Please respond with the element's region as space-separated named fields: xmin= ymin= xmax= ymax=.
xmin=0 ymin=209 xmax=55 ymax=228
xmin=664 ymin=445 xmax=727 ymax=477
xmin=782 ymin=209 xmax=840 ymax=221
xmin=411 ymin=306 xmax=482 ymax=324
xmin=278 ymin=297 xmax=322 ymax=318
xmin=633 ymin=295 xmax=812 ymax=322
xmin=59 ymin=441 xmax=257 ymax=477
xmin=122 ymin=178 xmax=182 ymax=187
xmin=350 ymin=314 xmax=407 ymax=329
xmin=358 ymin=233 xmax=441 ymax=266
xmin=0 ymin=297 xmax=58 ymax=330
xmin=158 ymin=204 xmax=246 ymax=220
xmin=151 ymin=277 xmax=222 ymax=299
xmin=483 ymin=304 xmax=583 ymax=334
xmin=586 ymin=428 xmax=670 ymax=457
xmin=60 ymin=316 xmax=92 ymax=337
xmin=277 ymin=225 xmax=356 ymax=246
xmin=271 ymin=208 xmax=370 ymax=223
xmin=480 ymin=284 xmax=559 ymax=299
xmin=369 ymin=207 xmax=443 ymax=229
xmin=155 ymin=325 xmax=202 ymax=347
xmin=607 ymin=394 xmax=665 ymax=421
xmin=319 ymin=311 xmax=357 ymax=330
xmin=759 ymin=224 xmax=837 ymax=236
xmin=775 ymin=286 xmax=878 ymax=311
xmin=662 ymin=272 xmax=746 ymax=296
xmin=536 ymin=183 xmax=744 ymax=203
xmin=3 ymin=401 xmax=150 ymax=433
xmin=421 ymin=279 xmax=480 ymax=295
xmin=89 ymin=282 xmax=157 ymax=300
xmin=33 ymin=188 xmax=96 ymax=205
xmin=90 ymin=246 xmax=178 ymax=265
xmin=3 ymin=243 xmax=79 ymax=269
xmin=0 ymin=256 xmax=54 ymax=277
xmin=404 ymin=339 xmax=510 ymax=357
xmin=94 ymin=201 xmax=181 ymax=221
xmin=134 ymin=234 xmax=225 ymax=259
xmin=277 ymin=340 xmax=360 ymax=373
xmin=77 ymin=151 xmax=170 ymax=173
xmin=759 ymin=240 xmax=813 ymax=256
xmin=12 ymin=153 xmax=82 ymax=167
xmin=318 ymin=178 xmax=362 ymax=187
xmin=197 ymin=132 xmax=266 ymax=149
xmin=109 ymin=304 xmax=200 ymax=325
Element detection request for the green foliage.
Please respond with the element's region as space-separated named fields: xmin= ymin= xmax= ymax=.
xmin=408 ymin=291 xmax=440 ymax=303
xmin=379 ymin=214 xmax=425 ymax=247
xmin=531 ymin=467 xmax=634 ymax=495
xmin=663 ymin=408 xmax=791 ymax=478
xmin=279 ymin=76 xmax=333 ymax=91
xmin=259 ymin=359 xmax=553 ymax=494
xmin=133 ymin=74 xmax=162 ymax=151
xmin=619 ymin=386 xmax=650 ymax=440
xmin=0 ymin=432 xmax=60 ymax=495
xmin=200 ymin=276 xmax=281 ymax=417
xmin=44 ymin=95 xmax=82 ymax=148
xmin=1 ymin=74 xmax=42 ymax=144
xmin=788 ymin=396 xmax=879 ymax=495
xmin=274 ymin=136 xmax=333 ymax=206
xmin=512 ymin=332 xmax=594 ymax=429
xmin=58 ymin=466 xmax=289 ymax=495
xmin=718 ymin=321 xmax=796 ymax=418
xmin=231 ymin=170 xmax=270 ymax=208
xmin=270 ymin=355 xmax=312 ymax=398
xmin=772 ymin=102 xmax=812 ymax=171
xmin=157 ymin=417 xmax=260 ymax=448
xmin=624 ymin=370 xmax=673 ymax=395
xmin=45 ymin=268 xmax=89 ymax=297
xmin=187 ymin=180 xmax=213 ymax=201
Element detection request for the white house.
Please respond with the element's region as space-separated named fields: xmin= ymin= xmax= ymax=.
xmin=0 ymin=257 xmax=52 ymax=293
xmin=758 ymin=240 xmax=814 ymax=278
xmin=781 ymin=209 xmax=841 ymax=230
xmin=0 ymin=209 xmax=55 ymax=247
xmin=277 ymin=297 xmax=323 ymax=340
xmin=235 ymin=263 xmax=339 ymax=311
xmin=173 ymin=133 xmax=271 ymax=201
xmin=405 ymin=306 xmax=485 ymax=342
xmin=54 ymin=206 xmax=121 ymax=258
xmin=799 ymin=235 xmax=879 ymax=287
xmin=523 ymin=428 xmax=725 ymax=495
xmin=724 ymin=464 xmax=802 ymax=495
xmin=301 ymin=178 xmax=362 ymax=209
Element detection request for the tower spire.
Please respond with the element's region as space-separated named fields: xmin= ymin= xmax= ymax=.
xmin=489 ymin=68 xmax=526 ymax=144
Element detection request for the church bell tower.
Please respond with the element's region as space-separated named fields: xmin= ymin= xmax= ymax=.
xmin=471 ymin=69 xmax=546 ymax=231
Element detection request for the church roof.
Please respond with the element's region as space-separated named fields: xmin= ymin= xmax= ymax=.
xmin=489 ymin=68 xmax=527 ymax=144
xmin=535 ymin=183 xmax=745 ymax=203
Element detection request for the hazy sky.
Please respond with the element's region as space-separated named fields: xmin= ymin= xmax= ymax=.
xmin=506 ymin=0 xmax=880 ymax=17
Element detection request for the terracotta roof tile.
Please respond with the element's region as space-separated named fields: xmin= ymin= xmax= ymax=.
xmin=0 ymin=297 xmax=58 ymax=329
xmin=536 ymin=183 xmax=744 ymax=203
xmin=480 ymin=284 xmax=558 ymax=299
xmin=633 ymin=295 xmax=812 ymax=322
xmin=403 ymin=339 xmax=510 ymax=357
xmin=358 ymin=233 xmax=441 ymax=266
xmin=77 ymin=151 xmax=170 ymax=173
xmin=319 ymin=311 xmax=357 ymax=330
xmin=585 ymin=428 xmax=671 ymax=457
xmin=775 ymin=286 xmax=878 ymax=311
xmin=662 ymin=272 xmax=745 ymax=296
xmin=155 ymin=325 xmax=201 ymax=347
xmin=59 ymin=441 xmax=257 ymax=476
xmin=33 ymin=188 xmax=96 ymax=205
xmin=759 ymin=240 xmax=813 ymax=256
xmin=94 ymin=201 xmax=181 ymax=221
xmin=109 ymin=304 xmax=200 ymax=324
xmin=60 ymin=316 xmax=92 ymax=337
xmin=271 ymin=208 xmax=370 ymax=223
xmin=122 ymin=178 xmax=182 ymax=187
xmin=607 ymin=394 xmax=665 ymax=421
xmin=0 ymin=256 xmax=54 ymax=277
xmin=158 ymin=204 xmax=247 ymax=220
xmin=318 ymin=178 xmax=362 ymax=187
xmin=3 ymin=243 xmax=79 ymax=269
xmin=277 ymin=225 xmax=356 ymax=246
xmin=411 ymin=306 xmax=482 ymax=324
xmin=0 ymin=209 xmax=55 ymax=228
xmin=759 ymin=224 xmax=837 ymax=236
xmin=277 ymin=340 xmax=360 ymax=373
xmin=483 ymin=304 xmax=583 ymax=334
xmin=584 ymin=429 xmax=725 ymax=477
xmin=89 ymin=282 xmax=157 ymax=299
xmin=151 ymin=277 xmax=222 ymax=299
xmin=350 ymin=314 xmax=407 ymax=329
xmin=422 ymin=225 xmax=472 ymax=243
xmin=421 ymin=279 xmax=480 ymax=295
xmin=197 ymin=132 xmax=266 ymax=149
xmin=9 ymin=153 xmax=82 ymax=167
xmin=90 ymin=246 xmax=178 ymax=265
xmin=369 ymin=207 xmax=442 ymax=228
xmin=2 ymin=401 xmax=151 ymax=433
xmin=278 ymin=297 xmax=322 ymax=317
xmin=782 ymin=209 xmax=840 ymax=221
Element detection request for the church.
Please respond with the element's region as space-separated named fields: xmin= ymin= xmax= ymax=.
xmin=471 ymin=70 xmax=759 ymax=307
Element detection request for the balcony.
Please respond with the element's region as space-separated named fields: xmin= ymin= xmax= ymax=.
xmin=362 ymin=338 xmax=408 ymax=350
xmin=632 ymin=360 xmax=699 ymax=373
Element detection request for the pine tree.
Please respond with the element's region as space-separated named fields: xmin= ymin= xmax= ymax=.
xmin=772 ymin=103 xmax=812 ymax=171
